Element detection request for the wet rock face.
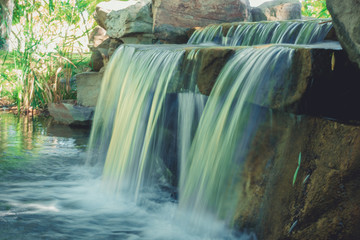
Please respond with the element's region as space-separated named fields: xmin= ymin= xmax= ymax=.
xmin=152 ymin=0 xmax=251 ymax=43
xmin=251 ymin=0 xmax=302 ymax=21
xmin=326 ymin=0 xmax=360 ymax=69
xmin=233 ymin=110 xmax=360 ymax=240
xmin=190 ymin=45 xmax=360 ymax=122
xmin=190 ymin=47 xmax=235 ymax=95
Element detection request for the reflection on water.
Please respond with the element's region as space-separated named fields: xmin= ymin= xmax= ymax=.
xmin=0 ymin=113 xmax=255 ymax=240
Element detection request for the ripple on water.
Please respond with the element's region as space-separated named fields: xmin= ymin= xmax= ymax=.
xmin=0 ymin=113 xmax=256 ymax=240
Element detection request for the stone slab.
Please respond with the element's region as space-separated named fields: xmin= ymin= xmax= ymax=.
xmin=76 ymin=72 xmax=104 ymax=107
xmin=48 ymin=103 xmax=94 ymax=127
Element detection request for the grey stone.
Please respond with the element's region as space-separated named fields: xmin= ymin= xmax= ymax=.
xmin=327 ymin=0 xmax=360 ymax=69
xmin=76 ymin=72 xmax=104 ymax=107
xmin=95 ymin=0 xmax=153 ymax=39
xmin=252 ymin=0 xmax=302 ymax=21
xmin=48 ymin=103 xmax=94 ymax=126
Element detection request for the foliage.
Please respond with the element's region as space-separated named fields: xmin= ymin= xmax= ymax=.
xmin=12 ymin=0 xmax=104 ymax=25
xmin=1 ymin=0 xmax=93 ymax=113
xmin=301 ymin=0 xmax=331 ymax=19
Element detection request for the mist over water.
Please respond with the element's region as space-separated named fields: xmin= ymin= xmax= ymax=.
xmin=0 ymin=113 xmax=255 ymax=239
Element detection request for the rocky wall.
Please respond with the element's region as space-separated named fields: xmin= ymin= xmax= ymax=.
xmin=233 ymin=107 xmax=360 ymax=240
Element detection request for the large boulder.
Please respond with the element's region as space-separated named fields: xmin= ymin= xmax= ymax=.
xmin=326 ymin=0 xmax=360 ymax=69
xmin=251 ymin=0 xmax=302 ymax=21
xmin=233 ymin=109 xmax=360 ymax=240
xmin=94 ymin=0 xmax=153 ymax=39
xmin=48 ymin=102 xmax=94 ymax=127
xmin=152 ymin=0 xmax=251 ymax=43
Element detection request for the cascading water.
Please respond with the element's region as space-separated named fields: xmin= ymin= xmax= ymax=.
xmin=86 ymin=19 xmax=329 ymax=239
xmin=88 ymin=45 xmax=186 ymax=201
xmin=188 ymin=20 xmax=333 ymax=46
xmin=178 ymin=46 xmax=294 ymax=228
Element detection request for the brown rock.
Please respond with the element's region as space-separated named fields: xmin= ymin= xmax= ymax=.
xmin=89 ymin=38 xmax=123 ymax=71
xmin=48 ymin=103 xmax=94 ymax=126
xmin=88 ymin=26 xmax=108 ymax=51
xmin=120 ymin=33 xmax=155 ymax=44
xmin=185 ymin=44 xmax=360 ymax=121
xmin=89 ymin=38 xmax=110 ymax=71
xmin=152 ymin=0 xmax=251 ymax=43
xmin=233 ymin=110 xmax=360 ymax=240
xmin=188 ymin=47 xmax=235 ymax=95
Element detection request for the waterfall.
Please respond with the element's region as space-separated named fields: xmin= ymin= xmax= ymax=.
xmin=188 ymin=20 xmax=333 ymax=46
xmin=87 ymin=45 xmax=185 ymax=200
xmin=178 ymin=46 xmax=294 ymax=227
xmin=88 ymin=41 xmax=294 ymax=225
xmin=86 ymin=19 xmax=317 ymax=236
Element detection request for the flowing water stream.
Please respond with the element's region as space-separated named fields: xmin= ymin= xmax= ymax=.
xmin=188 ymin=20 xmax=332 ymax=46
xmin=0 ymin=20 xmax=333 ymax=239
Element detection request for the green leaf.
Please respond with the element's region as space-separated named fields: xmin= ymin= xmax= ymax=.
xmin=293 ymin=152 xmax=302 ymax=186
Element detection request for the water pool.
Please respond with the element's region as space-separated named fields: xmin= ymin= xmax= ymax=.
xmin=0 ymin=113 xmax=254 ymax=240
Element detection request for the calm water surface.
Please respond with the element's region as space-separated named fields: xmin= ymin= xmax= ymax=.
xmin=0 ymin=113 xmax=254 ymax=240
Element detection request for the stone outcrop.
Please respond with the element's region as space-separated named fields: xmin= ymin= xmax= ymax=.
xmin=184 ymin=44 xmax=360 ymax=121
xmin=89 ymin=36 xmax=123 ymax=72
xmin=85 ymin=42 xmax=360 ymax=123
xmin=152 ymin=0 xmax=251 ymax=43
xmin=91 ymin=0 xmax=155 ymax=71
xmin=88 ymin=26 xmax=108 ymax=50
xmin=233 ymin=109 xmax=360 ymax=240
xmin=95 ymin=0 xmax=153 ymax=39
xmin=183 ymin=47 xmax=235 ymax=95
xmin=88 ymin=26 xmax=110 ymax=71
xmin=178 ymin=44 xmax=360 ymax=239
xmin=251 ymin=0 xmax=302 ymax=21
xmin=326 ymin=0 xmax=360 ymax=69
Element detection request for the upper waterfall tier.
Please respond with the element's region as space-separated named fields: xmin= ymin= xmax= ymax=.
xmin=188 ymin=20 xmax=333 ymax=46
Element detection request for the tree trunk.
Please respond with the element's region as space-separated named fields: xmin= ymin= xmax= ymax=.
xmin=0 ymin=0 xmax=14 ymax=51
